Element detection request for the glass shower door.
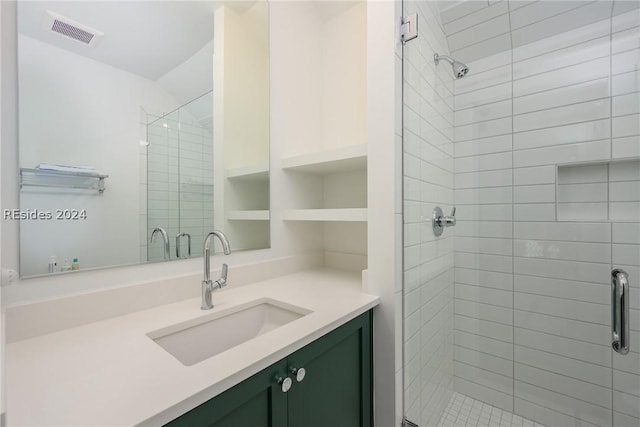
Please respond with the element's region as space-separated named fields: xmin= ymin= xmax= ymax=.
xmin=401 ymin=2 xmax=639 ymax=427
xmin=511 ymin=162 xmax=639 ymax=426
xmin=507 ymin=10 xmax=640 ymax=425
xmin=401 ymin=0 xmax=456 ymax=425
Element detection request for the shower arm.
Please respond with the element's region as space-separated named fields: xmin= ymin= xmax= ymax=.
xmin=434 ymin=53 xmax=454 ymax=65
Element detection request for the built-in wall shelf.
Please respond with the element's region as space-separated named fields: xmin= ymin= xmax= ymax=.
xmin=227 ymin=210 xmax=270 ymax=221
xmin=282 ymin=208 xmax=367 ymax=222
xmin=20 ymin=168 xmax=108 ymax=193
xmin=281 ymin=144 xmax=367 ymax=174
xmin=225 ymin=163 xmax=269 ymax=181
xmin=557 ymin=159 xmax=640 ymax=222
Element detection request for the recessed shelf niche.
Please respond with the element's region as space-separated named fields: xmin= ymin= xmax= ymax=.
xmin=557 ymin=159 xmax=640 ymax=222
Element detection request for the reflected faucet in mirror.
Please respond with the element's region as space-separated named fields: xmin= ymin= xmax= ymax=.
xmin=202 ymin=231 xmax=231 ymax=310
xmin=150 ymin=227 xmax=170 ymax=261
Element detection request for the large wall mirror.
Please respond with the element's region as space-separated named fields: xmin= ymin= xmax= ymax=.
xmin=17 ymin=0 xmax=270 ymax=277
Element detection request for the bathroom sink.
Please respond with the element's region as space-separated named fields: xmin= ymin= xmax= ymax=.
xmin=147 ymin=298 xmax=311 ymax=366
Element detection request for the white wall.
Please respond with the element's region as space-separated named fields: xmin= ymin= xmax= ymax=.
xmin=366 ymin=0 xmax=402 ymax=424
xmin=319 ymin=2 xmax=367 ymax=151
xmin=18 ymin=35 xmax=181 ymax=276
xmin=217 ymin=3 xmax=269 ymax=170
xmin=401 ymin=1 xmax=456 ymax=426
xmin=157 ymin=40 xmax=214 ymax=107
xmin=0 ymin=2 xmax=4 ymax=422
xmin=0 ymin=1 xmax=16 ymax=422
xmin=213 ymin=3 xmax=270 ymax=252
xmin=275 ymin=1 xmax=366 ymax=158
xmin=1 ymin=0 xmax=19 ymax=291
xmin=451 ymin=4 xmax=640 ymax=426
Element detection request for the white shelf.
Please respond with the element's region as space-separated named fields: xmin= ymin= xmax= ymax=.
xmin=225 ymin=163 xmax=269 ymax=181
xmin=227 ymin=210 xmax=270 ymax=221
xmin=281 ymin=144 xmax=367 ymax=174
xmin=282 ymin=208 xmax=367 ymax=222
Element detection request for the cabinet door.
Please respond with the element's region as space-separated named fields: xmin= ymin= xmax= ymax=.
xmin=165 ymin=359 xmax=288 ymax=427
xmin=287 ymin=311 xmax=373 ymax=427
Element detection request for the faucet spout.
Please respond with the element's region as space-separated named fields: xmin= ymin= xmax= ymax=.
xmin=201 ymin=230 xmax=231 ymax=310
xmin=150 ymin=227 xmax=170 ymax=260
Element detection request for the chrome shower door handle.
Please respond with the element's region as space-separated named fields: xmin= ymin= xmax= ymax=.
xmin=612 ymin=269 xmax=630 ymax=355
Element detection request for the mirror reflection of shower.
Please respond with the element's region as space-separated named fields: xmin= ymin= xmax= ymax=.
xmin=434 ymin=53 xmax=469 ymax=79
xmin=145 ymin=91 xmax=214 ymax=262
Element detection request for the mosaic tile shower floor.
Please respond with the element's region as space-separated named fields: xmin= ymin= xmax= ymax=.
xmin=438 ymin=393 xmax=546 ymax=427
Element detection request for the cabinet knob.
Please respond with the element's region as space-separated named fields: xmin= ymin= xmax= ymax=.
xmin=290 ymin=366 xmax=306 ymax=382
xmin=276 ymin=375 xmax=292 ymax=393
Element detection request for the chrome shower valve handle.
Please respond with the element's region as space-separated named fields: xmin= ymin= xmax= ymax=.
xmin=432 ymin=206 xmax=456 ymax=236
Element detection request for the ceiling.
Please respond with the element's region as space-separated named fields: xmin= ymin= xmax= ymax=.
xmin=436 ymin=0 xmax=640 ymax=63
xmin=18 ymin=1 xmax=217 ymax=80
xmin=20 ymin=1 xmax=638 ymax=81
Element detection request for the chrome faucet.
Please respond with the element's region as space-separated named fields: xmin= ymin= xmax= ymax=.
xmin=150 ymin=227 xmax=170 ymax=260
xmin=201 ymin=230 xmax=231 ymax=310
xmin=432 ymin=206 xmax=457 ymax=236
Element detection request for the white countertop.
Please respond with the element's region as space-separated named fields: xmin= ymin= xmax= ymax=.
xmin=6 ymin=268 xmax=379 ymax=426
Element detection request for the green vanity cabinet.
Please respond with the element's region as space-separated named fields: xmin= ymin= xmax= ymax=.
xmin=166 ymin=310 xmax=373 ymax=427
xmin=286 ymin=310 xmax=372 ymax=427
xmin=165 ymin=358 xmax=289 ymax=427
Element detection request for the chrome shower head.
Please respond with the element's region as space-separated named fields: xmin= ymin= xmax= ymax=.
xmin=434 ymin=53 xmax=469 ymax=79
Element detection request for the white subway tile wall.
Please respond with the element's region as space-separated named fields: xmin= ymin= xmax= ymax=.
xmin=403 ymin=1 xmax=456 ymax=425
xmin=441 ymin=2 xmax=640 ymax=426
xmin=452 ymin=26 xmax=517 ymax=409
xmin=442 ymin=1 xmax=621 ymax=63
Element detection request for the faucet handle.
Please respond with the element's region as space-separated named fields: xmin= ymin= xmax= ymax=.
xmin=445 ymin=206 xmax=457 ymax=227
xmin=215 ymin=263 xmax=228 ymax=288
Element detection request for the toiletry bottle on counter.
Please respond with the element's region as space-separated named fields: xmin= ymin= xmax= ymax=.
xmin=61 ymin=258 xmax=71 ymax=272
xmin=48 ymin=256 xmax=58 ymax=273
xmin=71 ymin=258 xmax=79 ymax=270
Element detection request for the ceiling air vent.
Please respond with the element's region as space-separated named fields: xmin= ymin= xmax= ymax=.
xmin=43 ymin=11 xmax=104 ymax=47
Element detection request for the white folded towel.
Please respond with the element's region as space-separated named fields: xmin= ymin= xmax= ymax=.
xmin=37 ymin=163 xmax=97 ymax=173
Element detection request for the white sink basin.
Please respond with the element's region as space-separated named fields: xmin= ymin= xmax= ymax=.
xmin=148 ymin=298 xmax=311 ymax=366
